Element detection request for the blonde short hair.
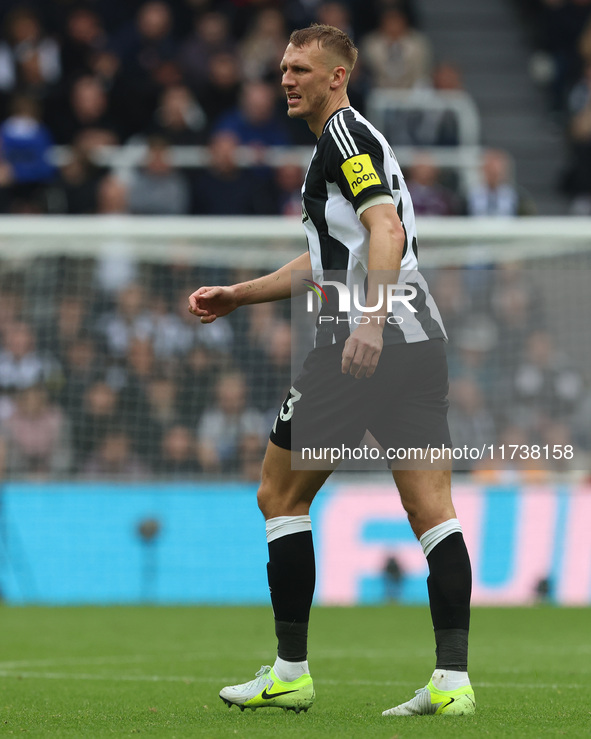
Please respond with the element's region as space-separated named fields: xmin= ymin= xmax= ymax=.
xmin=289 ymin=24 xmax=358 ymax=74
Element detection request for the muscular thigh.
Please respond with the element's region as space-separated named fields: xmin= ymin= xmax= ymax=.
xmin=257 ymin=440 xmax=332 ymax=520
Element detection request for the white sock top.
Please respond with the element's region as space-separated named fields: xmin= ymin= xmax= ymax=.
xmin=265 ymin=515 xmax=312 ymax=543
xmin=419 ymin=518 xmax=462 ymax=557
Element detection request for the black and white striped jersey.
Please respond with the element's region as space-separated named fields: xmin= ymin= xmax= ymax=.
xmin=302 ymin=106 xmax=446 ymax=347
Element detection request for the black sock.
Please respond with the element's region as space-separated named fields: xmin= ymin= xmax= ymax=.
xmin=267 ymin=530 xmax=315 ymax=662
xmin=426 ymin=532 xmax=472 ymax=670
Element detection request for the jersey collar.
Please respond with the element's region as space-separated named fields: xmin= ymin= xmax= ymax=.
xmin=322 ymin=106 xmax=352 ymax=135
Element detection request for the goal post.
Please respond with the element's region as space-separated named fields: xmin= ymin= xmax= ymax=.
xmin=1 ymin=215 xmax=591 ymax=264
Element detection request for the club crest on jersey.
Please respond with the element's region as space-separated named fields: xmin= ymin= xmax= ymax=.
xmin=341 ymin=154 xmax=380 ymax=194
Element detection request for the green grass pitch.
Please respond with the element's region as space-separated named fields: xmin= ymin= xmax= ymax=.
xmin=1 ymin=605 xmax=590 ymax=738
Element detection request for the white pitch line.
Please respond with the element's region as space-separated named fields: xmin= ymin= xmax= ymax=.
xmin=0 ymin=655 xmax=158 ymax=670
xmin=0 ymin=670 xmax=586 ymax=691
xmin=0 ymin=648 xmax=433 ymax=671
xmin=0 ymin=671 xmax=203 ymax=683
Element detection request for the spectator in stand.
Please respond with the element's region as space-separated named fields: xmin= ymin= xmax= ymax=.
xmin=238 ymin=431 xmax=266 ymax=482
xmin=316 ymin=2 xmax=355 ymax=39
xmin=233 ymin=300 xmax=282 ymax=368
xmin=429 ymin=268 xmax=471 ymax=341
xmin=578 ymin=9 xmax=591 ymax=65
xmin=95 ymin=283 xmax=153 ymax=359
xmin=425 ymin=61 xmax=465 ymax=147
xmin=1 ymin=384 xmax=71 ymax=478
xmin=52 ymin=74 xmax=119 ymax=146
xmin=128 ymin=135 xmax=191 ymax=215
xmin=71 ymin=380 xmax=120 ymax=467
xmin=447 ymin=314 xmax=499 ymax=403
xmin=136 ymin=293 xmax=183 ymax=360
xmin=250 ymin=320 xmax=293 ymax=417
xmin=0 ymin=276 xmax=23 ymax=328
xmin=432 ymin=59 xmax=464 ymax=92
xmin=465 ymin=149 xmax=537 ymax=216
xmin=58 ymin=6 xmax=110 ymax=80
xmin=538 ymin=0 xmax=591 ymax=111
xmin=81 ymin=429 xmax=148 ymax=480
xmin=38 ymin=293 xmax=91 ymax=362
xmin=89 ymin=47 xmax=123 ymax=98
xmin=196 ymin=370 xmax=266 ymax=473
xmin=214 ymin=80 xmax=291 ymax=147
xmin=374 ymin=59 xmax=466 ymax=148
xmin=234 ymin=298 xmax=281 ymax=364
xmin=0 ymin=7 xmax=61 ymax=96
xmin=176 ymin=344 xmax=220 ymax=428
xmin=192 ymin=131 xmax=276 ymax=215
xmin=144 ymin=84 xmax=208 ymax=145
xmin=0 ymin=95 xmax=56 ymax=213
xmin=510 ymin=329 xmax=585 ymax=430
xmin=59 ymin=336 xmax=104 ymax=418
xmin=157 ymin=423 xmax=201 ymax=477
xmin=113 ymin=1 xmax=180 ymax=132
xmin=96 ymin=173 xmax=128 ymax=214
xmin=490 ymin=267 xmax=542 ymax=377
xmin=360 ymin=7 xmax=431 ymax=90
xmin=116 ymin=337 xmax=156 ymax=455
xmin=147 ymin=374 xmax=179 ymax=428
xmin=447 ymin=377 xmax=497 ymax=471
xmin=0 ymin=320 xmax=62 ymax=397
xmin=563 ymin=62 xmax=591 ymax=212
xmin=178 ymin=11 xmax=236 ymax=95
xmin=239 ymin=7 xmax=289 ymax=83
xmin=568 ymin=60 xmax=591 ymax=116
xmin=198 ymin=51 xmax=242 ymax=126
xmin=274 ymin=160 xmax=305 ymax=216
xmin=405 ymin=152 xmax=460 ymax=216
xmin=53 ymin=132 xmax=104 ymax=214
xmin=141 ymin=374 xmax=183 ymax=460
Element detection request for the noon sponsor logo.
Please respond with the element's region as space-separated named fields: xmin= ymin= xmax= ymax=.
xmin=341 ymin=154 xmax=380 ymax=194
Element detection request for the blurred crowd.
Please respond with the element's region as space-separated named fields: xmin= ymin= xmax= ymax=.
xmin=517 ymin=0 xmax=591 ymax=213
xmin=0 ymin=0 xmax=536 ymax=216
xmin=0 ymin=0 xmax=589 ymax=481
xmin=431 ymin=266 xmax=590 ymax=478
xmin=0 ymin=255 xmax=589 ymax=481
xmin=0 ymin=260 xmax=295 ymax=480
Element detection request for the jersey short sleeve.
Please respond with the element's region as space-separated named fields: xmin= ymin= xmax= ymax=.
xmin=322 ymin=109 xmax=393 ymax=212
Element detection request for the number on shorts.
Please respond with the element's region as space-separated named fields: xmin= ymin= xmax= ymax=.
xmin=279 ymin=386 xmax=302 ymax=422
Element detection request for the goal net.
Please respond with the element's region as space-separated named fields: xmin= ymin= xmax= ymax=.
xmin=0 ymin=216 xmax=589 ymax=480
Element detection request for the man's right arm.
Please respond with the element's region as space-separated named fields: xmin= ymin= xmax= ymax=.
xmin=188 ymin=251 xmax=312 ymax=324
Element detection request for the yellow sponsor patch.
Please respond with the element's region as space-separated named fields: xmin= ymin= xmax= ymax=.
xmin=341 ymin=154 xmax=380 ymax=195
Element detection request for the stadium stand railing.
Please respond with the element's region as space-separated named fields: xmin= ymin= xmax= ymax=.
xmin=48 ymin=90 xmax=484 ymax=193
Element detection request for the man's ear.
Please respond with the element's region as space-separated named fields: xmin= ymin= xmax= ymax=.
xmin=330 ymin=66 xmax=347 ymax=90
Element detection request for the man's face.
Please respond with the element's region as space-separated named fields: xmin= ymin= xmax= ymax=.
xmin=280 ymin=42 xmax=336 ymax=123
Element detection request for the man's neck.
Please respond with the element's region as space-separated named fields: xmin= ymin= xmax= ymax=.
xmin=309 ymin=95 xmax=351 ymax=138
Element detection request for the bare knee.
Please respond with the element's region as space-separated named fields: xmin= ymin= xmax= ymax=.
xmin=256 ymin=441 xmax=330 ymax=520
xmin=257 ymin=477 xmax=281 ymax=519
xmin=257 ymin=462 xmax=319 ymax=518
